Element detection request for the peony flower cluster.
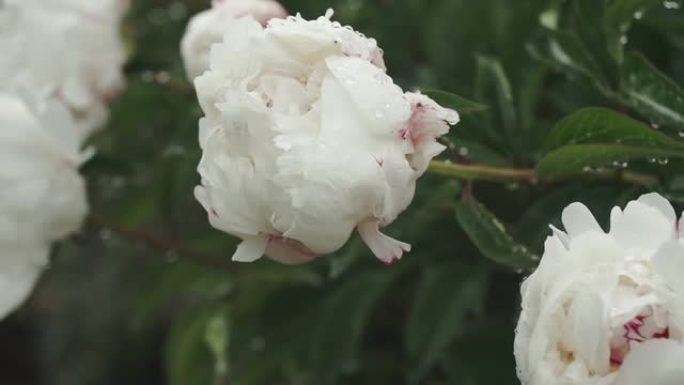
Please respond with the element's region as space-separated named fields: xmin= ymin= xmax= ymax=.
xmin=0 ymin=0 xmax=128 ymax=138
xmin=193 ymin=11 xmax=459 ymax=265
xmin=0 ymin=86 xmax=89 ymax=318
xmin=181 ymin=0 xmax=288 ymax=80
xmin=515 ymin=193 xmax=684 ymax=385
xmin=0 ymin=0 xmax=127 ymax=318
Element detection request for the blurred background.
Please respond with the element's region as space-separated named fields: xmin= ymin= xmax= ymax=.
xmin=2 ymin=0 xmax=684 ymax=384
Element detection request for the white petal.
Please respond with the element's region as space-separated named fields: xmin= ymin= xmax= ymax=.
xmin=549 ymin=224 xmax=570 ymax=249
xmin=325 ymin=56 xmax=410 ymax=135
xmin=357 ymin=219 xmax=410 ymax=263
xmin=652 ymin=241 xmax=684 ymax=294
xmin=616 ymin=340 xmax=684 ymax=385
xmin=610 ymin=200 xmax=673 ymax=251
xmin=231 ymin=236 xmax=268 ymax=262
xmin=0 ymin=244 xmax=49 ymax=319
xmin=561 ymin=202 xmax=603 ymax=239
xmin=638 ymin=193 xmax=677 ymax=225
xmin=568 ymin=291 xmax=611 ymax=374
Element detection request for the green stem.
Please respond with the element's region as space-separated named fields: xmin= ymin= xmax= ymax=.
xmin=88 ymin=214 xmax=236 ymax=273
xmin=428 ymin=160 xmax=659 ymax=187
xmin=428 ymin=161 xmax=536 ymax=183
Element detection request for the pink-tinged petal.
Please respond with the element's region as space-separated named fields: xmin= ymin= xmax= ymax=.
xmin=264 ymin=235 xmax=319 ymax=265
xmin=357 ymin=219 xmax=411 ymax=264
xmin=232 ymin=236 xmax=268 ymax=262
xmin=561 ymin=202 xmax=603 ymax=239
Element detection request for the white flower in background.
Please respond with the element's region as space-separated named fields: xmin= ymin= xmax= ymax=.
xmin=194 ymin=11 xmax=458 ymax=265
xmin=0 ymin=0 xmax=128 ymax=139
xmin=515 ymin=193 xmax=684 ymax=385
xmin=181 ymin=0 xmax=287 ymax=80
xmin=0 ymin=86 xmax=89 ymax=318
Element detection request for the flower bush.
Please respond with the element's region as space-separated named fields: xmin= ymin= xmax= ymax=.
xmin=0 ymin=1 xmax=683 ymax=385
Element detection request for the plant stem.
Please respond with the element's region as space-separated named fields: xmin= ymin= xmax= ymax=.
xmin=429 ymin=161 xmax=537 ymax=183
xmin=88 ymin=214 xmax=236 ymax=272
xmin=428 ymin=160 xmax=659 ymax=187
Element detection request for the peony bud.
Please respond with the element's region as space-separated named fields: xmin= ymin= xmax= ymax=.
xmin=0 ymin=86 xmax=89 ymax=318
xmin=0 ymin=0 xmax=128 ymax=139
xmin=515 ymin=193 xmax=684 ymax=385
xmin=180 ymin=0 xmax=287 ymax=80
xmin=193 ymin=11 xmax=458 ymax=265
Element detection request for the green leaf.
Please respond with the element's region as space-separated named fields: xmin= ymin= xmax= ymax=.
xmin=405 ymin=262 xmax=487 ymax=383
xmin=166 ymin=303 xmax=230 ymax=385
xmin=307 ymin=269 xmax=399 ymax=381
xmin=528 ymin=29 xmax=614 ymax=97
xmin=475 ymin=56 xmax=518 ymax=147
xmin=545 ymin=107 xmax=684 ymax=150
xmin=443 ymin=321 xmax=519 ymax=385
xmin=604 ymin=0 xmax=661 ymax=62
xmin=536 ymin=144 xmax=684 ymax=178
xmin=455 ymin=200 xmax=539 ymax=270
xmin=422 ymin=89 xmax=488 ymax=114
xmin=622 ymin=52 xmax=684 ymax=130
xmin=133 ymin=261 xmax=231 ymax=327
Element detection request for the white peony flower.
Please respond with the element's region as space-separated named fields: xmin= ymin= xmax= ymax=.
xmin=0 ymin=0 xmax=128 ymax=139
xmin=193 ymin=11 xmax=458 ymax=265
xmin=0 ymin=86 xmax=89 ymax=318
xmin=515 ymin=193 xmax=684 ymax=385
xmin=181 ymin=0 xmax=287 ymax=80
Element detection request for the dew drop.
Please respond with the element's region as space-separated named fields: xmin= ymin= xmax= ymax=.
xmin=140 ymin=71 xmax=154 ymax=82
xmin=99 ymin=229 xmax=114 ymax=242
xmin=250 ymin=337 xmax=266 ymax=351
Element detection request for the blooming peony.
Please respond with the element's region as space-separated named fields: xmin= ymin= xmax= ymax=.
xmin=0 ymin=86 xmax=89 ymax=318
xmin=0 ymin=0 xmax=128 ymax=139
xmin=193 ymin=11 xmax=458 ymax=265
xmin=181 ymin=0 xmax=287 ymax=80
xmin=515 ymin=193 xmax=684 ymax=385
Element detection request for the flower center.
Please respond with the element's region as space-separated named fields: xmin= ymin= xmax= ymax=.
xmin=609 ymin=307 xmax=670 ymax=366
